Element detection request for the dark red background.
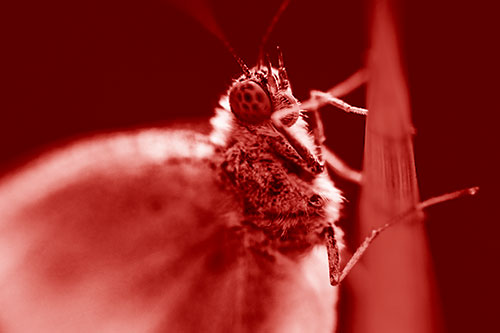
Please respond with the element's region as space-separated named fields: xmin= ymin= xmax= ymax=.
xmin=2 ymin=0 xmax=498 ymax=331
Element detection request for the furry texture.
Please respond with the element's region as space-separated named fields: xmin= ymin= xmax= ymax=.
xmin=0 ymin=126 xmax=339 ymax=332
xmin=211 ymin=87 xmax=345 ymax=254
xmin=0 ymin=67 xmax=344 ymax=332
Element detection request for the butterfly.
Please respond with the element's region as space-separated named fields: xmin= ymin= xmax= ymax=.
xmin=0 ymin=0 xmax=477 ymax=332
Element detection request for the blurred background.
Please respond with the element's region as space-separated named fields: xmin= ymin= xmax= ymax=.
xmin=2 ymin=0 xmax=498 ymax=331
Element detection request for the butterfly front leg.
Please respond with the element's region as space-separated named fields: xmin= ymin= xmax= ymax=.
xmin=323 ymin=226 xmax=342 ymax=286
xmin=270 ymin=83 xmax=366 ymax=184
xmin=326 ymin=187 xmax=479 ymax=286
xmin=266 ymin=131 xmax=323 ymax=176
xmin=308 ymin=70 xmax=370 ymax=184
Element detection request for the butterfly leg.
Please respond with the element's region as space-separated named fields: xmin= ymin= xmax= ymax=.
xmin=309 ymin=90 xmax=368 ymax=116
xmin=267 ymin=133 xmax=323 ymax=176
xmin=311 ymin=70 xmax=369 ymax=183
xmin=296 ymin=68 xmax=369 ymax=116
xmin=323 ymin=146 xmax=363 ymax=184
xmin=323 ymin=226 xmax=341 ymax=286
xmin=275 ymin=69 xmax=367 ymax=183
xmin=311 ymin=67 xmax=369 ymax=112
xmin=306 ymin=103 xmax=363 ymax=184
xmin=331 ymin=187 xmax=479 ymax=285
xmin=271 ymin=103 xmax=362 ymax=183
xmin=325 ymin=68 xmax=368 ymax=98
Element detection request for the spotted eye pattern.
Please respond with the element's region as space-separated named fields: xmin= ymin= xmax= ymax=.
xmin=229 ymin=80 xmax=272 ymax=124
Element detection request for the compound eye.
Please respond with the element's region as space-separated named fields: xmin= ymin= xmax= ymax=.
xmin=229 ymin=80 xmax=272 ymax=124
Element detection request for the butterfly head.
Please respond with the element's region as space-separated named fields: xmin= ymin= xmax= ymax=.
xmin=228 ymin=50 xmax=300 ymax=127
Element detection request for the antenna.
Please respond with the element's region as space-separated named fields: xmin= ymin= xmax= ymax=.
xmin=258 ymin=0 xmax=292 ymax=65
xmin=222 ymin=40 xmax=251 ymax=77
xmin=172 ymin=0 xmax=251 ymax=77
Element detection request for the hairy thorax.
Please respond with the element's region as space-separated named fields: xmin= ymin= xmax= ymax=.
xmin=213 ymin=120 xmax=343 ymax=256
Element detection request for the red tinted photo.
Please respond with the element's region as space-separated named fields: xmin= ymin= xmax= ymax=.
xmin=1 ymin=0 xmax=496 ymax=332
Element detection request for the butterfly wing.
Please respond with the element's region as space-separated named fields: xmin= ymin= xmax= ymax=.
xmin=0 ymin=128 xmax=336 ymax=332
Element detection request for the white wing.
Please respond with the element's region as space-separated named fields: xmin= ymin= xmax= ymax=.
xmin=0 ymin=128 xmax=337 ymax=332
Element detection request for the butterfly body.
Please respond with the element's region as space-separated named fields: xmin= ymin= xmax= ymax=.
xmin=0 ymin=128 xmax=338 ymax=332
xmin=0 ymin=61 xmax=344 ymax=331
xmin=213 ymin=64 xmax=344 ymax=257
